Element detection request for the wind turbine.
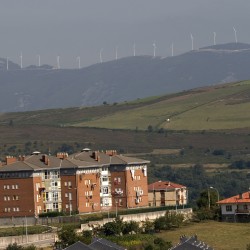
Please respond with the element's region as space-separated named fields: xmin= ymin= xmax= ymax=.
xmin=6 ymin=57 xmax=9 ymax=70
xmin=115 ymin=46 xmax=118 ymax=60
xmin=133 ymin=43 xmax=136 ymax=56
xmin=153 ymin=41 xmax=156 ymax=57
xmin=37 ymin=55 xmax=41 ymax=67
xmin=213 ymin=32 xmax=217 ymax=46
xmin=100 ymin=49 xmax=103 ymax=63
xmin=57 ymin=56 xmax=60 ymax=69
xmin=77 ymin=56 xmax=81 ymax=69
xmin=190 ymin=33 xmax=194 ymax=50
xmin=171 ymin=43 xmax=174 ymax=57
xmin=233 ymin=26 xmax=238 ymax=43
xmin=20 ymin=52 xmax=23 ymax=69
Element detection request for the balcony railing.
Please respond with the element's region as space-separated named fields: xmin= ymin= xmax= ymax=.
xmin=235 ymin=209 xmax=250 ymax=214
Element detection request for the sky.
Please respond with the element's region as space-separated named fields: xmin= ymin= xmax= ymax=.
xmin=0 ymin=0 xmax=250 ymax=68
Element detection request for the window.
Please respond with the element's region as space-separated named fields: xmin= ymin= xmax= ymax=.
xmin=4 ymin=196 xmax=7 ymax=201
xmin=65 ymin=193 xmax=68 ymax=198
xmin=15 ymin=185 xmax=18 ymax=189
xmin=16 ymin=207 xmax=19 ymax=212
xmin=64 ymin=182 xmax=68 ymax=187
xmin=117 ymin=177 xmax=121 ymax=184
xmin=102 ymin=176 xmax=108 ymax=182
xmin=102 ymin=187 xmax=109 ymax=194
xmin=243 ymin=204 xmax=248 ymax=210
xmin=68 ymin=181 xmax=72 ymax=188
xmin=84 ymin=180 xmax=91 ymax=185
xmin=66 ymin=204 xmax=69 ymax=209
xmin=86 ymin=202 xmax=90 ymax=207
xmin=13 ymin=195 xmax=19 ymax=201
xmin=226 ymin=205 xmax=232 ymax=212
xmin=36 ymin=183 xmax=40 ymax=192
xmin=12 ymin=185 xmax=15 ymax=189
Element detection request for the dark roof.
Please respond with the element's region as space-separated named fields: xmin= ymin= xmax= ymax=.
xmin=89 ymin=238 xmax=126 ymax=250
xmin=0 ymin=151 xmax=149 ymax=173
xmin=0 ymin=154 xmax=62 ymax=172
xmin=171 ymin=235 xmax=214 ymax=250
xmin=63 ymin=241 xmax=93 ymax=250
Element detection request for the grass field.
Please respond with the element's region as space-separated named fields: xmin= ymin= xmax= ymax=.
xmin=72 ymin=81 xmax=250 ymax=130
xmin=158 ymin=221 xmax=250 ymax=250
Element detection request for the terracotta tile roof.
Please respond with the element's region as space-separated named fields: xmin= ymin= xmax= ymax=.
xmin=217 ymin=191 xmax=250 ymax=204
xmin=148 ymin=180 xmax=186 ymax=191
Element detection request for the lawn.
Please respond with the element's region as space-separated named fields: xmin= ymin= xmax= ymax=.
xmin=158 ymin=221 xmax=250 ymax=250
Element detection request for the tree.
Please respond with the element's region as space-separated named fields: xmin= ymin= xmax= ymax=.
xmin=58 ymin=225 xmax=78 ymax=248
xmin=6 ymin=243 xmax=23 ymax=250
xmin=79 ymin=230 xmax=92 ymax=245
xmin=122 ymin=221 xmax=140 ymax=234
xmin=102 ymin=217 xmax=124 ymax=236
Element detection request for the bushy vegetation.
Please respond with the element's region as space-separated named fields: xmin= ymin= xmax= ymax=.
xmin=6 ymin=243 xmax=36 ymax=250
xmin=149 ymin=164 xmax=249 ymax=206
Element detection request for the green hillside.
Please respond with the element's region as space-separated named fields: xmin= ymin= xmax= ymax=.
xmin=72 ymin=80 xmax=250 ymax=130
xmin=1 ymin=80 xmax=250 ymax=131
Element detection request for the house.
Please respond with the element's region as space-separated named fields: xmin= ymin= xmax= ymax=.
xmin=89 ymin=238 xmax=126 ymax=250
xmin=148 ymin=180 xmax=187 ymax=207
xmin=217 ymin=191 xmax=250 ymax=222
xmin=171 ymin=235 xmax=214 ymax=250
xmin=0 ymin=149 xmax=149 ymax=217
xmin=61 ymin=239 xmax=126 ymax=250
xmin=63 ymin=241 xmax=93 ymax=250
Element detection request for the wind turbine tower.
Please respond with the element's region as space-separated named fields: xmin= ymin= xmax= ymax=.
xmin=233 ymin=27 xmax=238 ymax=43
xmin=6 ymin=57 xmax=9 ymax=70
xmin=77 ymin=56 xmax=81 ymax=69
xmin=171 ymin=43 xmax=174 ymax=57
xmin=190 ymin=33 xmax=194 ymax=50
xmin=57 ymin=56 xmax=60 ymax=69
xmin=133 ymin=43 xmax=136 ymax=57
xmin=20 ymin=52 xmax=23 ymax=69
xmin=100 ymin=49 xmax=103 ymax=63
xmin=115 ymin=46 xmax=118 ymax=60
xmin=213 ymin=32 xmax=217 ymax=46
xmin=153 ymin=41 xmax=156 ymax=57
xmin=37 ymin=55 xmax=41 ymax=67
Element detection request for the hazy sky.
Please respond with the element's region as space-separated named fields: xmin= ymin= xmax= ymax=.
xmin=1 ymin=0 xmax=250 ymax=68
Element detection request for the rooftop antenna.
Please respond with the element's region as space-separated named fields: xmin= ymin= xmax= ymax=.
xmin=100 ymin=48 xmax=103 ymax=63
xmin=233 ymin=26 xmax=238 ymax=43
xmin=57 ymin=56 xmax=60 ymax=69
xmin=115 ymin=46 xmax=118 ymax=60
xmin=213 ymin=32 xmax=216 ymax=46
xmin=6 ymin=57 xmax=9 ymax=70
xmin=20 ymin=52 xmax=23 ymax=69
xmin=37 ymin=55 xmax=41 ymax=67
xmin=77 ymin=56 xmax=81 ymax=69
xmin=153 ymin=41 xmax=156 ymax=57
xmin=133 ymin=43 xmax=136 ymax=56
xmin=190 ymin=33 xmax=194 ymax=50
xmin=171 ymin=43 xmax=174 ymax=57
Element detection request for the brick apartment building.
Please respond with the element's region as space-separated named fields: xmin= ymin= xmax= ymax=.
xmin=0 ymin=149 xmax=149 ymax=217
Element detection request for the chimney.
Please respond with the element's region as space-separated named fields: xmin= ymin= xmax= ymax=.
xmin=6 ymin=156 xmax=17 ymax=165
xmin=42 ymin=155 xmax=49 ymax=165
xmin=56 ymin=152 xmax=68 ymax=159
xmin=92 ymin=151 xmax=99 ymax=161
xmin=105 ymin=149 xmax=117 ymax=156
xmin=18 ymin=155 xmax=25 ymax=162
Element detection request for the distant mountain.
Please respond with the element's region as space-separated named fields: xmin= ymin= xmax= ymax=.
xmin=1 ymin=42 xmax=250 ymax=112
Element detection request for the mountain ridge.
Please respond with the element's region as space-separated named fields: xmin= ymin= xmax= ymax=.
xmin=1 ymin=42 xmax=250 ymax=112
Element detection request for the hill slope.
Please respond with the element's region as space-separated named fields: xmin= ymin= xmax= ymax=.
xmin=1 ymin=80 xmax=250 ymax=131
xmin=1 ymin=43 xmax=250 ymax=112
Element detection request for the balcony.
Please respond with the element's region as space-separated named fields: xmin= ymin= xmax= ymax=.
xmin=235 ymin=209 xmax=250 ymax=214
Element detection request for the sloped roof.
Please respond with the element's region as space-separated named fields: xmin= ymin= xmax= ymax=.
xmin=148 ymin=181 xmax=186 ymax=191
xmin=0 ymin=154 xmax=62 ymax=172
xmin=217 ymin=191 xmax=250 ymax=204
xmin=89 ymin=238 xmax=126 ymax=250
xmin=63 ymin=241 xmax=93 ymax=250
xmin=171 ymin=235 xmax=214 ymax=250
